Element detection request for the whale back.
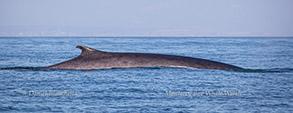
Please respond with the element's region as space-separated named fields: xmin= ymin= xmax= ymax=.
xmin=43 ymin=46 xmax=242 ymax=70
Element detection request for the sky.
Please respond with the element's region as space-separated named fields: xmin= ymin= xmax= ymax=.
xmin=0 ymin=0 xmax=292 ymax=36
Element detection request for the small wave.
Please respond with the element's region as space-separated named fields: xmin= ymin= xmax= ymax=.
xmin=230 ymin=68 xmax=293 ymax=73
xmin=0 ymin=67 xmax=42 ymax=71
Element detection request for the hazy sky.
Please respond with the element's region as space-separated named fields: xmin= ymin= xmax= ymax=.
xmin=0 ymin=0 xmax=292 ymax=36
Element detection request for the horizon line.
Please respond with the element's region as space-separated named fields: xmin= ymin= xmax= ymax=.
xmin=0 ymin=35 xmax=293 ymax=38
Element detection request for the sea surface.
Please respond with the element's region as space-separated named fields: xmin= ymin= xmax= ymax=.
xmin=0 ymin=37 xmax=293 ymax=112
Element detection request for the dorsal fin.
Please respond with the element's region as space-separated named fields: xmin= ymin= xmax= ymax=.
xmin=76 ymin=45 xmax=104 ymax=56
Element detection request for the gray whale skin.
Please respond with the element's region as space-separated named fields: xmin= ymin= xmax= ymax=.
xmin=43 ymin=46 xmax=242 ymax=70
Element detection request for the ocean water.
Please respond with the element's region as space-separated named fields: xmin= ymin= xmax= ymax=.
xmin=0 ymin=37 xmax=293 ymax=112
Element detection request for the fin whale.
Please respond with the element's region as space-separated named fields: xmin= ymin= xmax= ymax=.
xmin=43 ymin=46 xmax=242 ymax=70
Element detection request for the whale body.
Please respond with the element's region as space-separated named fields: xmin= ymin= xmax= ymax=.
xmin=43 ymin=46 xmax=242 ymax=70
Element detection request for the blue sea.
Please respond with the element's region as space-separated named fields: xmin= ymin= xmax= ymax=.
xmin=0 ymin=37 xmax=293 ymax=112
